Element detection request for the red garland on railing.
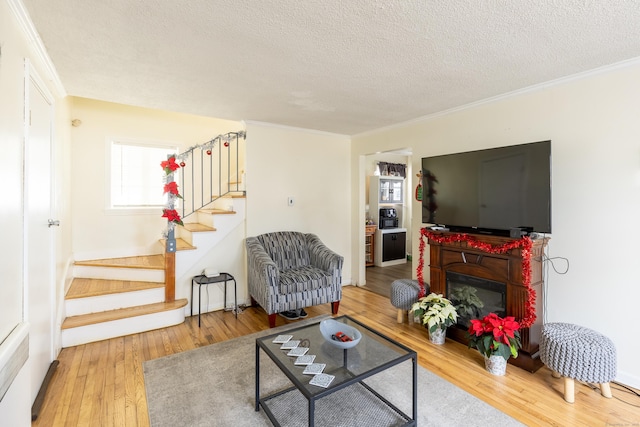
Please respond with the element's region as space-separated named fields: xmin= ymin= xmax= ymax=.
xmin=417 ymin=228 xmax=536 ymax=328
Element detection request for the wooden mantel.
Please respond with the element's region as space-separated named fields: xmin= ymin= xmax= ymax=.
xmin=427 ymin=231 xmax=549 ymax=372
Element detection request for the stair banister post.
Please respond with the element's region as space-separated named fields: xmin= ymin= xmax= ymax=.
xmin=165 ymin=228 xmax=176 ymax=302
xmin=163 ymin=156 xmax=178 ymax=302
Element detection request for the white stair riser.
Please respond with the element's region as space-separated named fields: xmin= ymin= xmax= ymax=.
xmin=61 ymin=308 xmax=185 ymax=348
xmin=176 ymin=227 xmax=216 ymax=246
xmin=73 ymin=265 xmax=164 ymax=282
xmin=66 ymin=288 xmax=165 ymax=317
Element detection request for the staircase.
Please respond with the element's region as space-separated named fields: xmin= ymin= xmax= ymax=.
xmin=61 ymin=254 xmax=187 ymax=347
xmin=62 ymin=131 xmax=247 ymax=347
xmin=61 ymin=194 xmax=246 ymax=347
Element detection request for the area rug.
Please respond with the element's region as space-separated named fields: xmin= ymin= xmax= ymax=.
xmin=144 ymin=315 xmax=523 ymax=426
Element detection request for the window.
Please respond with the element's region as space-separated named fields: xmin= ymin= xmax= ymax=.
xmin=109 ymin=140 xmax=178 ymax=209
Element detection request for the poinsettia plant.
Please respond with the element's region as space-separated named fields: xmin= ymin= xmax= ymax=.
xmin=467 ymin=313 xmax=521 ymax=360
xmin=411 ymin=293 xmax=458 ymax=333
xmin=161 ymin=156 xmax=181 ymax=175
xmin=163 ymin=181 xmax=182 ymax=198
xmin=162 ymin=208 xmax=183 ymax=226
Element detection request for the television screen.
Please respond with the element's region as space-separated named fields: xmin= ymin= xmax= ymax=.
xmin=422 ymin=140 xmax=551 ymax=235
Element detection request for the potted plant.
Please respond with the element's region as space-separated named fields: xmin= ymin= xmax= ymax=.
xmin=467 ymin=313 xmax=522 ymax=375
xmin=411 ymin=293 xmax=458 ymax=345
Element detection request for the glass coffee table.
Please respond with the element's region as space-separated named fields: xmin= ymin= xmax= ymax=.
xmin=255 ymin=315 xmax=417 ymax=426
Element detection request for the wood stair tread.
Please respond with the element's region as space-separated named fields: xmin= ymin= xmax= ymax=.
xmin=74 ymin=254 xmax=165 ymax=269
xmin=199 ymin=209 xmax=237 ymax=215
xmin=66 ymin=278 xmax=164 ymax=299
xmin=61 ymin=299 xmax=188 ymax=329
xmin=181 ymin=223 xmax=216 ymax=232
xmin=210 ymin=194 xmax=246 ymax=199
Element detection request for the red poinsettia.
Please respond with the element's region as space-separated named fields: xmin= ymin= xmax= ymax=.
xmin=468 ymin=313 xmax=521 ymax=360
xmin=160 ymin=157 xmax=180 ymax=175
xmin=163 ymin=181 xmax=182 ymax=198
xmin=161 ymin=208 xmax=183 ymax=225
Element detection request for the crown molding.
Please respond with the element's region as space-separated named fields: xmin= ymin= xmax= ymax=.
xmin=7 ymin=0 xmax=66 ymax=98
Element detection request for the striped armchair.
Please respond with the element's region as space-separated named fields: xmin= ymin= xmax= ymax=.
xmin=246 ymin=231 xmax=343 ymax=327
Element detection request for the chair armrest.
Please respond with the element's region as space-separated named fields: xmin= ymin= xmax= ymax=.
xmin=245 ymin=237 xmax=279 ymax=295
xmin=306 ymin=234 xmax=344 ymax=273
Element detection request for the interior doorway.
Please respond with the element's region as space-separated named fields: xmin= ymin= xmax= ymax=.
xmin=362 ymin=149 xmax=413 ymax=297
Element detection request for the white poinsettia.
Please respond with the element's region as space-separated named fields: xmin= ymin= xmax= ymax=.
xmin=411 ymin=293 xmax=458 ymax=334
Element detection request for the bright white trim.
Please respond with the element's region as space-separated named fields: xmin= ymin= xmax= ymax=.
xmin=615 ymin=371 xmax=640 ymax=390
xmin=7 ymin=0 xmax=66 ymax=98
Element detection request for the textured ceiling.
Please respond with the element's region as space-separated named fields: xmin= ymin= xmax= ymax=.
xmin=22 ymin=0 xmax=640 ymax=135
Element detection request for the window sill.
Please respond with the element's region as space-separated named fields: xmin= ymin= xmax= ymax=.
xmin=104 ymin=207 xmax=164 ymax=216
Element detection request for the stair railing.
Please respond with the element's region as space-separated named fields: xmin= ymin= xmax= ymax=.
xmin=162 ymin=130 xmax=246 ymax=302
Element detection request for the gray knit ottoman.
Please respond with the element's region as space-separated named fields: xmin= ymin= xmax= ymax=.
xmin=539 ymin=322 xmax=617 ymax=403
xmin=390 ymin=279 xmax=428 ymax=324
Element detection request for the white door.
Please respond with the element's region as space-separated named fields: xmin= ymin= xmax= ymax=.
xmin=25 ymin=63 xmax=56 ymax=404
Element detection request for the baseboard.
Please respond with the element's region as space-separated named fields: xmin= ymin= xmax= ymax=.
xmin=615 ymin=371 xmax=640 ymax=390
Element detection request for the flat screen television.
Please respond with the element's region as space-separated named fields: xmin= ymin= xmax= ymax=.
xmin=421 ymin=140 xmax=551 ymax=236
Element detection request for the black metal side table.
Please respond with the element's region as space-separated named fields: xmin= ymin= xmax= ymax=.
xmin=191 ymin=273 xmax=240 ymax=327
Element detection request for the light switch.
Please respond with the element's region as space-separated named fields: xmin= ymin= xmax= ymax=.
xmin=288 ymin=197 xmax=294 ymax=206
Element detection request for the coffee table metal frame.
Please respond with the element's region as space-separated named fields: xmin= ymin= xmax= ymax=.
xmin=255 ymin=315 xmax=417 ymax=427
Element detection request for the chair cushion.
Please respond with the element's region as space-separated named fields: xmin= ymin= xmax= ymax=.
xmin=279 ymin=266 xmax=333 ymax=294
xmin=258 ymin=232 xmax=310 ymax=271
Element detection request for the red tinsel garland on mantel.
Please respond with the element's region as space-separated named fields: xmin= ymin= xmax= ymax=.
xmin=417 ymin=228 xmax=536 ymax=328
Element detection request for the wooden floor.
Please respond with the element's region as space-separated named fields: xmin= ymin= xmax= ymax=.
xmin=33 ymin=286 xmax=639 ymax=426
xmin=363 ymin=261 xmax=413 ymax=297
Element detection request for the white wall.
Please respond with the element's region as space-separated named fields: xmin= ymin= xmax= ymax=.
xmin=245 ymin=122 xmax=352 ymax=285
xmin=69 ymin=97 xmax=242 ymax=260
xmin=1 ymin=1 xmax=28 ymax=356
xmin=352 ymin=61 xmax=640 ymax=388
xmin=1 ymin=1 xmax=71 ymax=424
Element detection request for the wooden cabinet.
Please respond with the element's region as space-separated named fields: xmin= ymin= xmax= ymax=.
xmin=382 ymin=232 xmax=406 ymax=262
xmin=365 ymin=225 xmax=376 ymax=266
xmin=428 ymin=232 xmax=549 ymax=372
xmin=374 ymin=228 xmax=407 ymax=267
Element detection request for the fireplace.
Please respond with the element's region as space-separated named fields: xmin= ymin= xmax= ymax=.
xmin=446 ymin=271 xmax=506 ymax=331
xmin=426 ymin=231 xmax=549 ymax=372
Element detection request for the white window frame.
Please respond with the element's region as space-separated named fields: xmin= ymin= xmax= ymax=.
xmin=105 ymin=137 xmax=179 ymax=214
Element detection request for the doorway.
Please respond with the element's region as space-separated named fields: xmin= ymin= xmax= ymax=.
xmin=362 ymin=150 xmax=413 ymax=297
